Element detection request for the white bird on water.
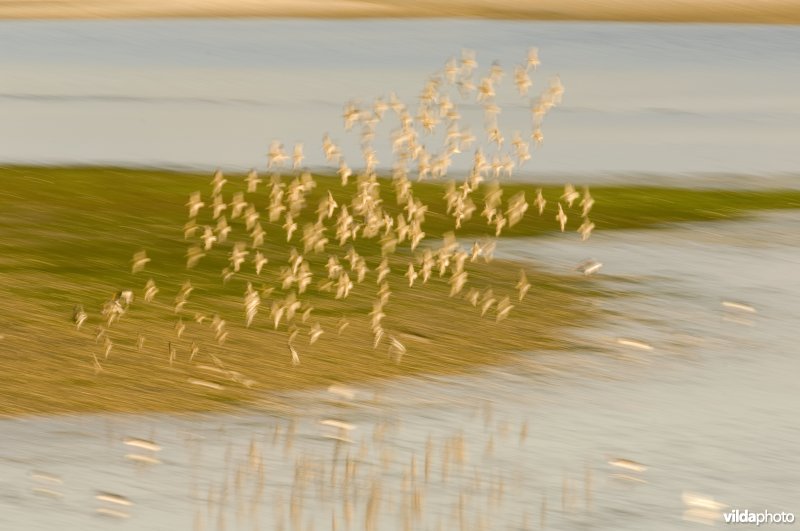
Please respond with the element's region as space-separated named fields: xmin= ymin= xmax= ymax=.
xmin=96 ymin=492 xmax=133 ymax=507
xmin=526 ymin=47 xmax=541 ymax=71
xmin=576 ymin=259 xmax=603 ymax=276
xmin=124 ymin=438 xmax=161 ymax=452
xmin=616 ymin=338 xmax=654 ymax=351
xmin=721 ymin=301 xmax=757 ymax=314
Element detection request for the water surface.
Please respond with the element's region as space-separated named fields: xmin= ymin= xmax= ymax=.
xmin=1 ymin=20 xmax=799 ymax=177
xmin=2 ymin=211 xmax=798 ymax=530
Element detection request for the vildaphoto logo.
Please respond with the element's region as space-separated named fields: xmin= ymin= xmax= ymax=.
xmin=723 ymin=509 xmax=795 ymax=526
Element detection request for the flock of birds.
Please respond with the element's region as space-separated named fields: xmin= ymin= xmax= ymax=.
xmin=45 ymin=47 xmax=766 ymax=530
xmin=75 ymin=48 xmax=601 ymax=377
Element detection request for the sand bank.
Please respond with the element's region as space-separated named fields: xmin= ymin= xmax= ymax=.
xmin=0 ymin=0 xmax=799 ymax=24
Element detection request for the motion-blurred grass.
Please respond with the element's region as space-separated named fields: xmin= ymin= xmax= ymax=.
xmin=1 ymin=165 xmax=798 ymax=416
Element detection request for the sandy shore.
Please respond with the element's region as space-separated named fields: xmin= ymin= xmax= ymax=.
xmin=1 ymin=0 xmax=799 ymax=23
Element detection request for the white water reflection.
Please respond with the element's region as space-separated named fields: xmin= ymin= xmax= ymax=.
xmin=1 ymin=211 xmax=798 ymax=530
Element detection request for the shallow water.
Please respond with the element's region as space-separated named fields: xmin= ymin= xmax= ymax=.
xmin=1 ymin=20 xmax=800 ymax=177
xmin=2 ymin=211 xmax=798 ymax=530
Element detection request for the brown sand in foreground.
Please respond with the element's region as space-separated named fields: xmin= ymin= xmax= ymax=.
xmin=1 ymin=0 xmax=799 ymax=24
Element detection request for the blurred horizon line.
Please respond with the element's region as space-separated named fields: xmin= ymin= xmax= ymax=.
xmin=1 ymin=0 xmax=800 ymax=24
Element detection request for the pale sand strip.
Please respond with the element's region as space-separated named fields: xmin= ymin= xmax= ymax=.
xmin=1 ymin=0 xmax=799 ymax=24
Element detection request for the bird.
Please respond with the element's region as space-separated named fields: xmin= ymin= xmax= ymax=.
xmin=187 ymin=379 xmax=224 ymax=391
xmin=229 ymin=192 xmax=247 ymax=219
xmin=526 ymin=48 xmax=541 ymax=70
xmin=72 ymin=305 xmax=87 ymax=330
xmin=460 ymin=49 xmax=478 ymax=74
xmin=211 ymin=195 xmax=226 ymax=219
xmin=96 ymin=492 xmax=133 ymax=507
xmin=174 ymin=318 xmax=185 ymax=339
xmin=608 ymin=458 xmax=647 ymax=472
xmin=292 ymin=143 xmax=304 ymax=169
xmin=143 ymin=279 xmax=158 ymax=302
xmin=250 ymin=223 xmax=266 ymax=248
xmin=124 ymin=438 xmax=161 ymax=452
xmin=561 ymin=184 xmax=579 ymax=208
xmin=111 ymin=291 xmax=131 ymax=312
xmin=309 ymin=323 xmax=324 ymax=345
xmin=217 ymin=217 xmax=233 ymax=244
xmin=681 ymin=492 xmax=727 ymax=511
xmin=343 ymin=102 xmax=360 ymax=131
xmin=534 ymin=189 xmax=546 ymax=215
xmin=376 ymin=258 xmax=391 ymax=284
xmin=289 ymin=343 xmax=300 ymax=366
xmin=443 ymin=56 xmax=459 ymax=83
xmin=480 ymin=289 xmax=496 ymax=317
xmin=323 ymin=133 xmax=341 ymax=162
xmin=186 ymin=192 xmax=204 ymax=218
xmin=210 ymin=170 xmax=227 ymax=196
xmin=283 ymin=215 xmax=298 ymax=242
xmin=532 ymin=128 xmax=544 ymax=147
xmin=517 ymin=271 xmax=531 ymax=301
xmin=186 ymin=246 xmax=205 ymax=269
xmin=267 ymin=141 xmax=288 ymax=169
xmin=183 ymin=219 xmax=198 ymax=239
xmin=514 ymin=65 xmax=532 ymax=96
xmin=244 ymin=283 xmax=260 ymax=328
xmin=229 ymin=242 xmax=249 ymax=272
xmin=201 ymin=226 xmax=217 ymax=251
xmin=721 ymin=301 xmax=757 ymax=313
xmin=131 ymin=251 xmax=150 ymax=274
xmin=578 ymin=218 xmax=595 ymax=241
xmin=496 ymin=297 xmax=514 ymax=322
xmin=556 ymin=204 xmax=568 ymax=232
xmin=335 ymin=273 xmax=354 ymax=300
xmin=580 ymin=188 xmax=595 ymax=217
xmin=388 ymin=336 xmax=406 ymax=363
xmin=405 ymin=263 xmax=418 ymax=287
xmin=253 ymin=252 xmax=268 ymax=275
xmin=245 ymin=169 xmax=262 ymax=193
xmin=616 ymin=338 xmax=654 ymax=351
xmin=576 ymin=259 xmax=603 ymax=276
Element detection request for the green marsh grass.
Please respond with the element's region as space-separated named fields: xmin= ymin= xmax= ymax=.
xmin=1 ymin=166 xmax=798 ymax=416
